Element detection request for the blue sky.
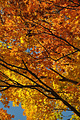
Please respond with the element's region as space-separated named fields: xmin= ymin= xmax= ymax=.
xmin=0 ymin=101 xmax=73 ymax=120
xmin=0 ymin=92 xmax=73 ymax=120
xmin=0 ymin=93 xmax=26 ymax=120
xmin=0 ymin=101 xmax=26 ymax=120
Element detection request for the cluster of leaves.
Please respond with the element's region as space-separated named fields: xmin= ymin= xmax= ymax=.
xmin=0 ymin=108 xmax=14 ymax=120
xmin=0 ymin=0 xmax=80 ymax=119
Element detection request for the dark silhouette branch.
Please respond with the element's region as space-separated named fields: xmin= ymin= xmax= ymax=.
xmin=0 ymin=63 xmax=52 ymax=93
xmin=35 ymin=88 xmax=59 ymax=99
xmin=0 ymin=58 xmax=26 ymax=70
xmin=50 ymin=68 xmax=80 ymax=85
xmin=22 ymin=59 xmax=53 ymax=91
xmin=0 ymin=86 xmax=10 ymax=92
xmin=0 ymin=62 xmax=80 ymax=116
xmin=59 ymin=78 xmax=79 ymax=85
xmin=19 ymin=11 xmax=80 ymax=52
xmin=55 ymin=50 xmax=78 ymax=61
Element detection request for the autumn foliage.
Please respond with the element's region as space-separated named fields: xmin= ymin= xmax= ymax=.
xmin=0 ymin=108 xmax=14 ymax=120
xmin=0 ymin=0 xmax=80 ymax=119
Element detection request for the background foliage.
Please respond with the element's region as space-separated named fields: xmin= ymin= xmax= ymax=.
xmin=0 ymin=0 xmax=80 ymax=119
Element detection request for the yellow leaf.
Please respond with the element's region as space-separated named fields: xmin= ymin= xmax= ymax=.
xmin=0 ymin=42 xmax=2 ymax=47
xmin=20 ymin=37 xmax=24 ymax=43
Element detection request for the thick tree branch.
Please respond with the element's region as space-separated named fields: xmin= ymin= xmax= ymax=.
xmin=0 ymin=62 xmax=80 ymax=116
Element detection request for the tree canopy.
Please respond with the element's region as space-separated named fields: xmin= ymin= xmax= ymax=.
xmin=0 ymin=0 xmax=80 ymax=119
